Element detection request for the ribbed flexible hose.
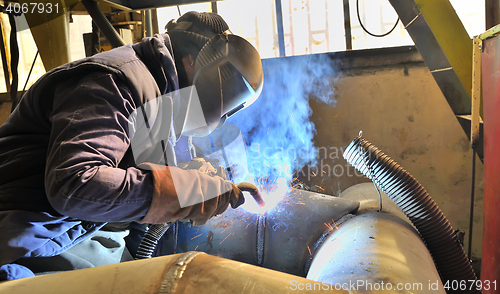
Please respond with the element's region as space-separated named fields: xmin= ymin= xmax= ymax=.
xmin=343 ymin=135 xmax=479 ymax=294
xmin=136 ymin=223 xmax=171 ymax=259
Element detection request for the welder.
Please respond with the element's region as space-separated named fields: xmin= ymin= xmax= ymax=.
xmin=0 ymin=11 xmax=263 ymax=280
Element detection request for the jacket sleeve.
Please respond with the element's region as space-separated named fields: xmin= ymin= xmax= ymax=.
xmin=45 ymin=72 xmax=155 ymax=222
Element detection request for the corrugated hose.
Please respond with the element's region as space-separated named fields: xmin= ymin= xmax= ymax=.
xmin=343 ymin=134 xmax=479 ymax=294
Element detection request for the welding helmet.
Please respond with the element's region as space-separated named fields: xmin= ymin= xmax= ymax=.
xmin=182 ymin=32 xmax=264 ymax=137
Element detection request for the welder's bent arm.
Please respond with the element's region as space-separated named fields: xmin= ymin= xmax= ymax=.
xmin=45 ymin=73 xmax=155 ymax=222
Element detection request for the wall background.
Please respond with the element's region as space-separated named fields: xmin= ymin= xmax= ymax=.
xmin=305 ymin=49 xmax=484 ymax=260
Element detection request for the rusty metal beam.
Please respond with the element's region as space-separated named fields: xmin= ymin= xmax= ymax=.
xmin=486 ymin=0 xmax=500 ymax=30
xmin=480 ymin=23 xmax=500 ymax=293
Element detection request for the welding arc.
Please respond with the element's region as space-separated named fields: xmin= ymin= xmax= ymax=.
xmin=237 ymin=182 xmax=266 ymax=207
xmin=344 ymin=135 xmax=479 ymax=294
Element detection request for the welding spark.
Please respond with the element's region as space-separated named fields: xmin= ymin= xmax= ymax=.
xmin=220 ymin=226 xmax=231 ymax=234
xmin=191 ymin=233 xmax=203 ymax=240
xmin=307 ymin=245 xmax=312 ymax=256
xmin=194 ymin=245 xmax=199 ymax=251
xmin=219 ymin=232 xmax=234 ymax=245
xmin=315 ymin=185 xmax=325 ymax=192
xmin=332 ymin=219 xmax=338 ymax=229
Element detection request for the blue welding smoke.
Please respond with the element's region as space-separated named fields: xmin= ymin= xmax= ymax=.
xmin=228 ymin=53 xmax=338 ymax=189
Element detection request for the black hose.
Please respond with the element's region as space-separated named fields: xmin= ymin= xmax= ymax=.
xmin=21 ymin=51 xmax=38 ymax=98
xmin=8 ymin=13 xmax=19 ymax=113
xmin=81 ymin=0 xmax=125 ymax=48
xmin=343 ymin=135 xmax=479 ymax=294
xmin=356 ymin=0 xmax=399 ymax=38
xmin=135 ymin=223 xmax=170 ymax=259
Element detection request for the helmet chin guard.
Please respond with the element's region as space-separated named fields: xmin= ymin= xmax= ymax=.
xmin=181 ymin=33 xmax=263 ymax=137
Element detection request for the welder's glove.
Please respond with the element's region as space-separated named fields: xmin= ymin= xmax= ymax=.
xmin=215 ymin=165 xmax=229 ymax=181
xmin=177 ymin=157 xmax=217 ymax=175
xmin=139 ymin=163 xmax=244 ymax=225
xmin=178 ymin=158 xmax=234 ymax=182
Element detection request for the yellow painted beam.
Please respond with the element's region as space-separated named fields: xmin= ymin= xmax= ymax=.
xmin=471 ymin=36 xmax=481 ymax=147
xmin=0 ymin=15 xmax=11 ymax=92
xmin=20 ymin=0 xmax=80 ymax=71
xmin=479 ymin=23 xmax=500 ymax=41
xmin=415 ymin=0 xmax=473 ymax=99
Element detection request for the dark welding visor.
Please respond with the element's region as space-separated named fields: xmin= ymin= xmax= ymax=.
xmin=182 ymin=34 xmax=263 ymax=137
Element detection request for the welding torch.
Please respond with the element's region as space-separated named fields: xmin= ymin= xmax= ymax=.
xmin=137 ymin=183 xmax=264 ymax=259
xmin=237 ymin=182 xmax=265 ymax=207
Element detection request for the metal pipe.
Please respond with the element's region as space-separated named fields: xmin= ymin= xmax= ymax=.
xmin=0 ymin=252 xmax=349 ymax=294
xmin=159 ymin=189 xmax=359 ymax=277
xmin=81 ymin=0 xmax=125 ymax=48
xmin=275 ymin=0 xmax=286 ymax=57
xmin=144 ymin=9 xmax=153 ymax=37
xmin=343 ymin=135 xmax=479 ymax=293
xmin=468 ymin=148 xmax=476 ymax=260
xmin=307 ymin=184 xmax=446 ymax=293
xmin=211 ymin=1 xmax=218 ymax=14
xmin=343 ymin=0 xmax=352 ymax=50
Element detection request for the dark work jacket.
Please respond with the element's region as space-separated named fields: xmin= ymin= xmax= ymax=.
xmin=0 ymin=34 xmax=179 ymax=280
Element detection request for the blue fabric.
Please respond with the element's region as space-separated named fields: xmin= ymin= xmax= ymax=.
xmin=0 ymin=264 xmax=34 ymax=281
xmin=0 ymin=34 xmax=179 ymax=277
